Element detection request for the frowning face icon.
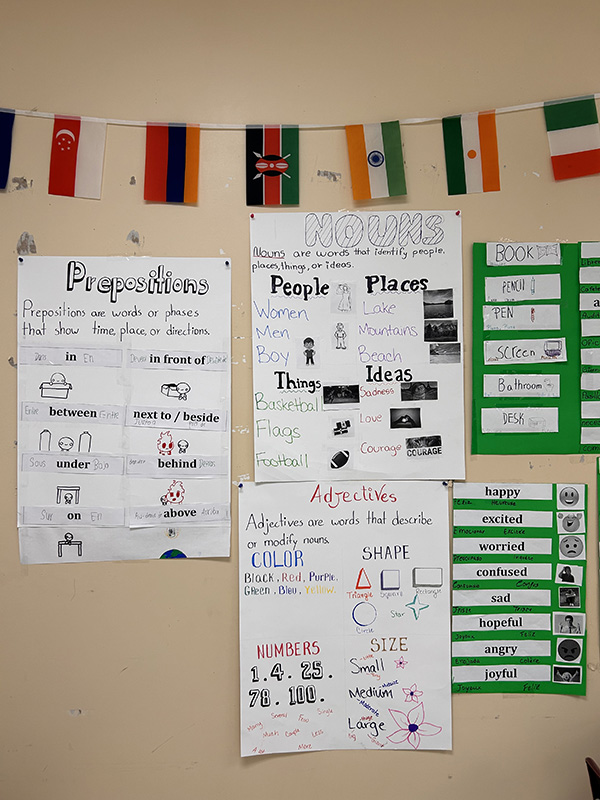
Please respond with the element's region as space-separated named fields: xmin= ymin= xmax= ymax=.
xmin=558 ymin=639 xmax=581 ymax=662
xmin=559 ymin=535 xmax=584 ymax=559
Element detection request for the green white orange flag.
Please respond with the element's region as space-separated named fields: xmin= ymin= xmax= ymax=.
xmin=345 ymin=120 xmax=406 ymax=201
xmin=442 ymin=111 xmax=500 ymax=195
xmin=544 ymin=96 xmax=600 ymax=181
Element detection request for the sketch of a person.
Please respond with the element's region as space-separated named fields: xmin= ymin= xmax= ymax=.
xmin=176 ymin=382 xmax=191 ymax=401
xmin=559 ymin=615 xmax=581 ymax=634
xmin=337 ymin=283 xmax=352 ymax=312
xmin=334 ymin=322 xmax=347 ymax=350
xmin=303 ymin=338 xmax=315 ymax=366
xmin=559 ymin=566 xmax=575 ymax=583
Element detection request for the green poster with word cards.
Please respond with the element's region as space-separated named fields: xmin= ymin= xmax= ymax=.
xmin=472 ymin=241 xmax=600 ymax=454
xmin=452 ymin=482 xmax=587 ymax=695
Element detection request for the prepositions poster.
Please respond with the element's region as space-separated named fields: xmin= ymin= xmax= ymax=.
xmin=472 ymin=241 xmax=600 ymax=454
xmin=250 ymin=211 xmax=464 ymax=482
xmin=18 ymin=256 xmax=231 ymax=563
xmin=239 ymin=480 xmax=452 ymax=756
xmin=452 ymin=482 xmax=587 ymax=695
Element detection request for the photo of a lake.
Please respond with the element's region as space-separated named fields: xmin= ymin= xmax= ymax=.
xmin=423 ymin=288 xmax=454 ymax=319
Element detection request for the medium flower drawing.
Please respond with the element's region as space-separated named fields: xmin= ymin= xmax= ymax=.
xmin=402 ymin=683 xmax=423 ymax=703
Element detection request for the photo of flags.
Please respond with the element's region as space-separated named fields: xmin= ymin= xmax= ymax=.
xmin=544 ymin=96 xmax=600 ymax=181
xmin=246 ymin=125 xmax=299 ymax=206
xmin=144 ymin=123 xmax=200 ymax=203
xmin=48 ymin=115 xmax=107 ymax=199
xmin=0 ymin=108 xmax=15 ymax=190
xmin=442 ymin=111 xmax=500 ymax=195
xmin=345 ymin=120 xmax=406 ymax=201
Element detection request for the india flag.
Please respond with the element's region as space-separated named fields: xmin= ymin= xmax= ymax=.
xmin=345 ymin=120 xmax=406 ymax=201
xmin=544 ymin=96 xmax=600 ymax=181
xmin=442 ymin=111 xmax=500 ymax=195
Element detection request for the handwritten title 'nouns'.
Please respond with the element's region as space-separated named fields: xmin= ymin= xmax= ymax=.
xmin=65 ymin=261 xmax=210 ymax=303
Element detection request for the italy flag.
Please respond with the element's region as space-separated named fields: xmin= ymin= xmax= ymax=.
xmin=346 ymin=120 xmax=406 ymax=201
xmin=442 ymin=111 xmax=500 ymax=195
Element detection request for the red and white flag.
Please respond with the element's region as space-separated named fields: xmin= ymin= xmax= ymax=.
xmin=48 ymin=115 xmax=107 ymax=199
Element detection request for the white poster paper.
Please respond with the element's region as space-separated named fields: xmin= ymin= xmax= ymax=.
xmin=250 ymin=211 xmax=464 ymax=482
xmin=18 ymin=256 xmax=231 ymax=563
xmin=239 ymin=480 xmax=452 ymax=756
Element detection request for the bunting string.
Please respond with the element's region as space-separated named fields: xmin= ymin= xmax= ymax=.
xmin=8 ymin=93 xmax=600 ymax=129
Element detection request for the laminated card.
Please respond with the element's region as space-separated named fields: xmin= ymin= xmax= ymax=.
xmin=452 ymin=482 xmax=587 ymax=695
xmin=239 ymin=480 xmax=452 ymax=755
xmin=250 ymin=211 xmax=464 ymax=481
xmin=18 ymin=256 xmax=231 ymax=563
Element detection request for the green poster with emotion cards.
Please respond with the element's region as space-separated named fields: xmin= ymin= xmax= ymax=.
xmin=452 ymin=482 xmax=587 ymax=695
xmin=472 ymin=241 xmax=600 ymax=454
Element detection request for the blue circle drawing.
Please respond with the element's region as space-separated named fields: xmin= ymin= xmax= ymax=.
xmin=160 ymin=549 xmax=187 ymax=559
xmin=352 ymin=601 xmax=377 ymax=626
xmin=367 ymin=150 xmax=385 ymax=168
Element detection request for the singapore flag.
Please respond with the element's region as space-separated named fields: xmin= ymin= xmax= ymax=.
xmin=48 ymin=115 xmax=107 ymax=199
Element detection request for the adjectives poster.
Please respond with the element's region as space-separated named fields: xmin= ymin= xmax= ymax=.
xmin=18 ymin=257 xmax=231 ymax=563
xmin=452 ymin=482 xmax=587 ymax=695
xmin=472 ymin=241 xmax=600 ymax=454
xmin=250 ymin=211 xmax=464 ymax=482
xmin=239 ymin=480 xmax=452 ymax=756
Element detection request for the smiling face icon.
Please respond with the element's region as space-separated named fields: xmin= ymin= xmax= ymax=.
xmin=559 ymin=535 xmax=584 ymax=559
xmin=559 ymin=486 xmax=580 ymax=506
xmin=558 ymin=639 xmax=581 ymax=662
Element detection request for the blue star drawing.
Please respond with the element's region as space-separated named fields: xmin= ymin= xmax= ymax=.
xmin=406 ymin=593 xmax=429 ymax=620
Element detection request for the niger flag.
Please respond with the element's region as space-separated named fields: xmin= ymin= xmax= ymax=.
xmin=442 ymin=111 xmax=500 ymax=195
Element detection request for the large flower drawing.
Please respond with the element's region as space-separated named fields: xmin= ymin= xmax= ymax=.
xmin=387 ymin=703 xmax=442 ymax=749
xmin=402 ymin=683 xmax=423 ymax=703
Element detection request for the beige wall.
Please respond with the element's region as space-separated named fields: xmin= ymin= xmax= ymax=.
xmin=1 ymin=1 xmax=600 ymax=797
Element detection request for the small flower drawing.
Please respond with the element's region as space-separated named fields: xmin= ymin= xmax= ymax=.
xmin=402 ymin=683 xmax=423 ymax=703
xmin=394 ymin=656 xmax=408 ymax=669
xmin=387 ymin=703 xmax=442 ymax=750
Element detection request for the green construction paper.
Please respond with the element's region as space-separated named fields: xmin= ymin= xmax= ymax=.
xmin=452 ymin=482 xmax=587 ymax=696
xmin=472 ymin=242 xmax=599 ymax=454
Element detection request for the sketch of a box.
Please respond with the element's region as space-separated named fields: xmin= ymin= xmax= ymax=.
xmin=412 ymin=567 xmax=443 ymax=587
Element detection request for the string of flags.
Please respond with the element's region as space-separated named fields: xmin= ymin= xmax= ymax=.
xmin=1 ymin=94 xmax=600 ymax=205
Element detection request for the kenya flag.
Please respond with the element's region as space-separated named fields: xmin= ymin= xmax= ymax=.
xmin=246 ymin=125 xmax=299 ymax=206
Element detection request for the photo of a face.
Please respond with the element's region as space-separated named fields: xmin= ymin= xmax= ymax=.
xmin=554 ymin=613 xmax=585 ymax=636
